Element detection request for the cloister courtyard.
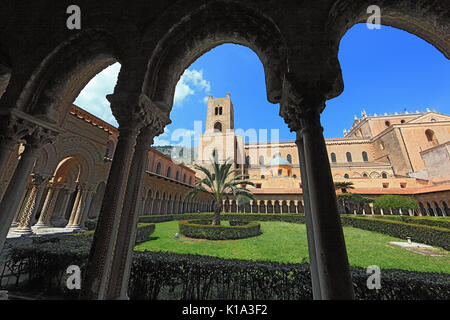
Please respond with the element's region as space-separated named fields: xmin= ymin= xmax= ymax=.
xmin=0 ymin=0 xmax=449 ymax=303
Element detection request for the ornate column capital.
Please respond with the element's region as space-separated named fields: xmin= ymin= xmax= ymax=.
xmin=24 ymin=125 xmax=59 ymax=150
xmin=30 ymin=173 xmax=51 ymax=188
xmin=107 ymin=92 xmax=171 ymax=133
xmin=0 ymin=113 xmax=36 ymax=146
xmin=280 ymin=76 xmax=326 ymax=134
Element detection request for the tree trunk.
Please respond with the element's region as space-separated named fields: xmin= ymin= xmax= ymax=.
xmin=212 ymin=201 xmax=222 ymax=225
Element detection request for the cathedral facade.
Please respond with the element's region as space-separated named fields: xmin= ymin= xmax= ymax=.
xmin=1 ymin=94 xmax=449 ymax=236
xmin=196 ymin=95 xmax=450 ymax=216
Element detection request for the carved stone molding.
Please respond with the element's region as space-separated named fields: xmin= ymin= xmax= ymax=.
xmin=0 ymin=114 xmax=36 ymax=146
xmin=280 ymin=76 xmax=325 ymax=134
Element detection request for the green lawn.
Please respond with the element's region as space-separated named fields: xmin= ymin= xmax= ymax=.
xmin=135 ymin=221 xmax=450 ymax=274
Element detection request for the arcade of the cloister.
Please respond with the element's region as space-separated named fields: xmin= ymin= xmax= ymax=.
xmin=0 ymin=0 xmax=448 ymax=300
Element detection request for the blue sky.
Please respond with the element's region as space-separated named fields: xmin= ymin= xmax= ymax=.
xmin=74 ymin=24 xmax=450 ymax=146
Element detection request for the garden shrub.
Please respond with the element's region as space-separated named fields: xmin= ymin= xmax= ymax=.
xmin=373 ymin=215 xmax=450 ymax=230
xmin=141 ymin=213 xmax=448 ymax=249
xmin=5 ymin=244 xmax=449 ymax=300
xmin=341 ymin=216 xmax=450 ymax=250
xmin=179 ymin=219 xmax=261 ymax=240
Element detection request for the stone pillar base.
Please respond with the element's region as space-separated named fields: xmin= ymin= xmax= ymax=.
xmin=13 ymin=227 xmax=33 ymax=235
xmin=65 ymin=225 xmax=87 ymax=233
xmin=0 ymin=290 xmax=8 ymax=300
xmin=33 ymin=222 xmax=51 ymax=229
xmin=50 ymin=218 xmax=68 ymax=227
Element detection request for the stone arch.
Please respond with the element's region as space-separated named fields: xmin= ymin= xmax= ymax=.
xmin=346 ymin=152 xmax=352 ymax=163
xmin=370 ymin=171 xmax=381 ymax=178
xmin=0 ymin=48 xmax=11 ymax=100
xmin=329 ymin=1 xmax=450 ymax=59
xmin=352 ymin=172 xmax=361 ymax=178
xmin=155 ymin=161 xmax=162 ymax=175
xmin=105 ymin=139 xmax=116 ymax=160
xmin=330 ymin=152 xmax=337 ymax=163
xmin=441 ymin=201 xmax=449 ymax=216
xmin=35 ymin=136 xmax=102 ymax=183
xmin=14 ymin=30 xmax=122 ymax=126
xmin=433 ymin=201 xmax=442 ymax=216
xmin=144 ymin=189 xmax=154 ymax=215
xmin=425 ymin=129 xmax=438 ymax=145
xmin=362 ymin=151 xmax=368 ymax=162
xmin=143 ymin=1 xmax=288 ymax=112
xmin=418 ymin=202 xmax=426 ymax=216
xmin=213 ymin=121 xmax=223 ymax=133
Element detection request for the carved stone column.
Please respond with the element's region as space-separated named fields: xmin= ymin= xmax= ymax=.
xmin=281 ymin=85 xmax=354 ymax=300
xmin=0 ymin=115 xmax=34 ymax=180
xmin=66 ymin=185 xmax=95 ymax=231
xmin=35 ymin=182 xmax=62 ymax=228
xmin=0 ymin=125 xmax=57 ymax=251
xmin=106 ymin=120 xmax=167 ymax=300
xmin=79 ymin=189 xmax=96 ymax=229
xmin=11 ymin=183 xmax=33 ymax=228
xmin=15 ymin=174 xmax=50 ymax=235
xmin=81 ymin=91 xmax=158 ymax=300
xmin=66 ymin=184 xmax=83 ymax=227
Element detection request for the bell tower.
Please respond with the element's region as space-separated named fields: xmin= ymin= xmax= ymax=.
xmin=205 ymin=93 xmax=234 ymax=133
xmin=197 ymin=93 xmax=244 ymax=167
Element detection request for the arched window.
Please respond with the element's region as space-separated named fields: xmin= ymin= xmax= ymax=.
xmin=215 ymin=107 xmax=218 ymax=115
xmin=382 ymin=172 xmax=388 ymax=179
xmin=214 ymin=122 xmax=222 ymax=132
xmin=175 ymin=171 xmax=179 ymax=181
xmin=156 ymin=162 xmax=162 ymax=175
xmin=273 ymin=151 xmax=281 ymax=159
xmin=330 ymin=153 xmax=337 ymax=163
xmin=362 ymin=173 xmax=368 ymax=178
xmin=259 ymin=155 xmax=264 ymax=165
xmin=425 ymin=129 xmax=438 ymax=145
xmin=362 ymin=151 xmax=368 ymax=162
xmin=219 ymin=107 xmax=223 ymax=115
xmin=346 ymin=152 xmax=352 ymax=163
xmin=245 ymin=156 xmax=250 ymax=165
xmin=261 ymin=175 xmax=265 ymax=179
xmin=344 ymin=174 xmax=349 ymax=179
xmin=183 ymin=174 xmax=186 ymax=183
xmin=287 ymin=154 xmax=292 ymax=163
xmin=105 ymin=140 xmax=115 ymax=159
xmin=166 ymin=167 xmax=172 ymax=178
xmin=189 ymin=176 xmax=192 ymax=185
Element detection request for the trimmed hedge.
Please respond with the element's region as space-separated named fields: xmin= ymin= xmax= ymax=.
xmin=372 ymin=215 xmax=450 ymax=230
xmin=4 ymin=240 xmax=450 ymax=300
xmin=130 ymin=252 xmax=450 ymax=300
xmin=341 ymin=216 xmax=450 ymax=250
xmin=139 ymin=213 xmax=306 ymax=224
xmin=140 ymin=213 xmax=449 ymax=250
xmin=179 ymin=219 xmax=261 ymax=240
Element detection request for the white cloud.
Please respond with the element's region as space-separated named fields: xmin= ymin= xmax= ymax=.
xmin=75 ymin=65 xmax=211 ymax=128
xmin=174 ymin=69 xmax=211 ymax=107
xmin=74 ymin=63 xmax=121 ymax=127
xmin=153 ymin=127 xmax=171 ymax=146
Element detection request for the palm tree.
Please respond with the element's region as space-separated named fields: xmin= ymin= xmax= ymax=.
xmin=184 ymin=158 xmax=255 ymax=225
xmin=334 ymin=181 xmax=355 ymax=193
xmin=334 ymin=181 xmax=355 ymax=214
